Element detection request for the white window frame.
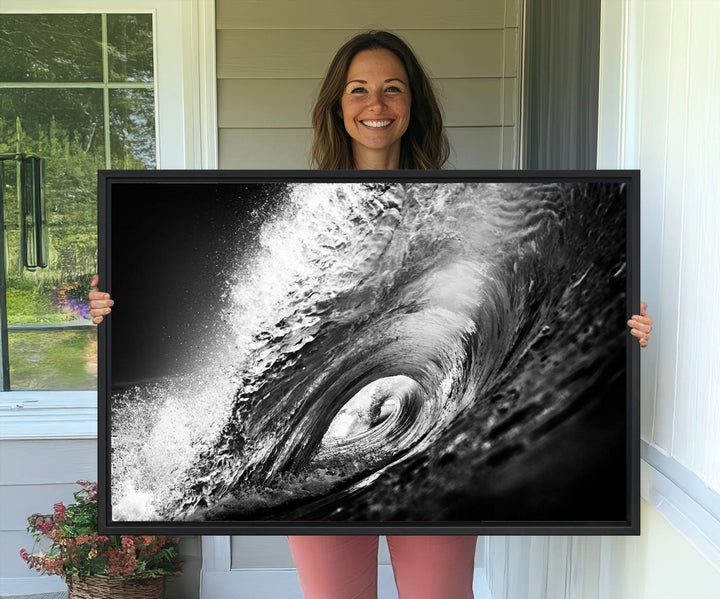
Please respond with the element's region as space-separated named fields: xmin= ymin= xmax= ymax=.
xmin=0 ymin=0 xmax=217 ymax=441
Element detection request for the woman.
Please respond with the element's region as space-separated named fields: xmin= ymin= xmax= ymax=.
xmin=90 ymin=31 xmax=653 ymax=599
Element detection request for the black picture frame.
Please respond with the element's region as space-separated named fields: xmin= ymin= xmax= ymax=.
xmin=98 ymin=169 xmax=640 ymax=536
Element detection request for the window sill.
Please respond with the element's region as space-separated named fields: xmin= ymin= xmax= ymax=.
xmin=0 ymin=391 xmax=97 ymax=440
xmin=642 ymin=441 xmax=720 ymax=568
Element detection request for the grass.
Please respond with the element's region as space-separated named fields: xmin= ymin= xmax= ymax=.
xmin=8 ymin=328 xmax=97 ymax=390
xmin=6 ymin=287 xmax=68 ymax=325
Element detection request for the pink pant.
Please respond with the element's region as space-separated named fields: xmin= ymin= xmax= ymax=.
xmin=287 ymin=536 xmax=476 ymax=599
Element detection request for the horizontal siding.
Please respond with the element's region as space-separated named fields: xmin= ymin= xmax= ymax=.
xmin=502 ymin=126 xmax=517 ymax=167
xmin=0 ymin=439 xmax=96 ymax=579
xmin=1 ymin=531 xmax=40 ymax=578
xmin=440 ymin=78 xmax=513 ymax=126
xmin=219 ymin=128 xmax=313 ymax=169
xmin=504 ymin=27 xmax=519 ymax=77
xmin=217 ymin=29 xmax=512 ymax=79
xmin=506 ymin=0 xmax=521 ymax=28
xmin=446 ymin=127 xmax=506 ymax=168
xmin=0 ymin=439 xmax=96 ymax=485
xmin=218 ymin=79 xmax=319 ymax=128
xmin=219 ymin=78 xmax=516 ymax=128
xmin=218 ymin=0 xmax=510 ymax=30
xmin=219 ymin=126 xmax=510 ymax=170
xmin=0 ymin=483 xmax=81 ymax=531
xmin=503 ymin=78 xmax=517 ymax=126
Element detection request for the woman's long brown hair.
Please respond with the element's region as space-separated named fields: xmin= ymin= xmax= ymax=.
xmin=311 ymin=31 xmax=449 ymax=170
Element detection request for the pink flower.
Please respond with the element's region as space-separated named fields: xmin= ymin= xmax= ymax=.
xmin=121 ymin=536 xmax=135 ymax=549
xmin=34 ymin=518 xmax=54 ymax=535
xmin=107 ymin=548 xmax=137 ymax=576
xmin=19 ymin=548 xmax=29 ymax=562
xmin=53 ymin=502 xmax=66 ymax=522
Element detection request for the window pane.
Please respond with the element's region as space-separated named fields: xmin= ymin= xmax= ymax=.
xmin=1 ymin=88 xmax=104 ymax=277
xmin=1 ymin=89 xmax=103 ymax=390
xmin=110 ymin=89 xmax=156 ymax=169
xmin=107 ymin=14 xmax=154 ymax=83
xmin=0 ymin=14 xmax=102 ymax=82
xmin=0 ymin=89 xmax=106 ymax=161
xmin=8 ymin=328 xmax=97 ymax=390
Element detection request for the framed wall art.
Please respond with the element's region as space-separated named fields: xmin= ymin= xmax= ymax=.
xmin=98 ymin=170 xmax=640 ymax=535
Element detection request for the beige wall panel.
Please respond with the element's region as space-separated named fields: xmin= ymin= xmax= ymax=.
xmin=446 ymin=127 xmax=504 ymax=169
xmin=219 ymin=78 xmax=509 ymax=128
xmin=437 ymin=79 xmax=504 ymax=127
xmin=503 ymin=27 xmax=519 ymax=77
xmin=219 ymin=128 xmax=313 ymax=169
xmin=218 ymin=79 xmax=320 ymax=128
xmin=503 ymin=77 xmax=517 ymax=126
xmin=219 ymin=127 xmax=507 ymax=170
xmin=217 ymin=30 xmax=506 ymax=79
xmin=505 ymin=0 xmax=521 ymax=27
xmin=217 ymin=0 xmax=506 ymax=30
xmin=502 ymin=125 xmax=518 ymax=168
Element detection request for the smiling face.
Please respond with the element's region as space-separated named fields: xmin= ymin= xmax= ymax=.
xmin=340 ymin=48 xmax=411 ymax=169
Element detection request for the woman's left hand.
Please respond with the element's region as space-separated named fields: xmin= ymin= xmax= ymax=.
xmin=627 ymin=301 xmax=653 ymax=348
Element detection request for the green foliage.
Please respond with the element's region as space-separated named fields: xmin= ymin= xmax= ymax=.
xmin=5 ymin=285 xmax=64 ymax=324
xmin=1 ymin=112 xmax=100 ymax=281
xmin=0 ymin=15 xmax=103 ymax=83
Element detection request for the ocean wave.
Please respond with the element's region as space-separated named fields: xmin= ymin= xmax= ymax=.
xmin=111 ymin=181 xmax=627 ymax=522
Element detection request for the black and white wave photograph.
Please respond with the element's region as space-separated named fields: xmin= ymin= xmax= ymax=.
xmin=105 ymin=175 xmax=632 ymax=528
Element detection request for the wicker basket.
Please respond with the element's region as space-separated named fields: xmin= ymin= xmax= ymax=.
xmin=67 ymin=575 xmax=165 ymax=599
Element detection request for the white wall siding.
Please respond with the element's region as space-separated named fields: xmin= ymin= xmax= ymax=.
xmin=670 ymin=2 xmax=720 ymax=484
xmin=0 ymin=440 xmax=96 ymax=582
xmin=597 ymin=0 xmax=720 ymax=489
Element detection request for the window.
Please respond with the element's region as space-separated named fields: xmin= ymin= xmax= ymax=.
xmin=0 ymin=13 xmax=156 ymax=390
xmin=0 ymin=0 xmax=215 ymax=440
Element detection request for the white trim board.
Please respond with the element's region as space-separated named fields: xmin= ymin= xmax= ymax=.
xmin=0 ymin=392 xmax=97 ymax=440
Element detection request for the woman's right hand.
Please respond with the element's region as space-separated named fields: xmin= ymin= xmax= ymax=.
xmin=88 ymin=274 xmax=114 ymax=324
